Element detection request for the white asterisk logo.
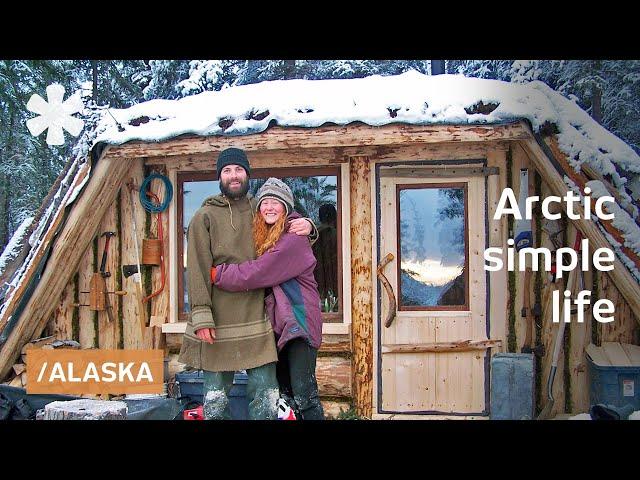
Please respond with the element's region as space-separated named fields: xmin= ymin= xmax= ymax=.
xmin=26 ymin=83 xmax=85 ymax=146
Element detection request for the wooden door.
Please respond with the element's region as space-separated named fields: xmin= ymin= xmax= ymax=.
xmin=378 ymin=172 xmax=489 ymax=415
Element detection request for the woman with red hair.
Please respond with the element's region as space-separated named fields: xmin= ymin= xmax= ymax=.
xmin=211 ymin=178 xmax=324 ymax=420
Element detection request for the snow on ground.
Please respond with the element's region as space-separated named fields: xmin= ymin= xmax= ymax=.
xmin=568 ymin=413 xmax=592 ymax=420
xmin=569 ymin=411 xmax=640 ymax=420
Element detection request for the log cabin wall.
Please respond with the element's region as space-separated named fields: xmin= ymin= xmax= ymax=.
xmin=46 ymin=151 xmax=355 ymax=417
xmin=507 ymin=142 xmax=640 ymax=417
xmin=47 ymin=157 xmax=171 ymax=352
xmin=42 ymin=130 xmax=640 ymax=418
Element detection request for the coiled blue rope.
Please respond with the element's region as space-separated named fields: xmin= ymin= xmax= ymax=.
xmin=139 ymin=173 xmax=173 ymax=212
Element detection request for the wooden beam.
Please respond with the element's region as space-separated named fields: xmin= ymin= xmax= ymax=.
xmin=379 ymin=166 xmax=499 ymax=178
xmin=0 ymin=164 xmax=90 ymax=337
xmin=316 ymin=356 xmax=352 ymax=398
xmin=145 ymin=148 xmax=342 ymax=169
xmin=341 ymin=141 xmax=509 ymax=161
xmin=144 ymin=141 xmax=511 ymax=172
xmin=350 ymin=155 xmax=374 ymax=417
xmin=104 ymin=122 xmax=532 ymax=159
xmin=318 ymin=334 xmax=351 ymax=355
xmin=487 ymin=148 xmax=508 ymax=354
xmin=520 ymin=138 xmax=640 ymax=325
xmin=0 ymin=153 xmax=133 ymax=380
xmin=381 ymin=339 xmax=502 ymax=354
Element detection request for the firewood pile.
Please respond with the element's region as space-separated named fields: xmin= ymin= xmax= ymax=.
xmin=1 ymin=335 xmax=80 ymax=389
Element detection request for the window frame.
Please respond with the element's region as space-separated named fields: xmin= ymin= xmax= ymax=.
xmin=176 ymin=165 xmax=344 ymax=324
xmin=395 ymin=182 xmax=470 ymax=312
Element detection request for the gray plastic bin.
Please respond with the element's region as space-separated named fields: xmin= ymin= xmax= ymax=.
xmin=490 ymin=353 xmax=535 ymax=420
xmin=175 ymin=370 xmax=249 ymax=419
xmin=587 ymin=350 xmax=640 ymax=411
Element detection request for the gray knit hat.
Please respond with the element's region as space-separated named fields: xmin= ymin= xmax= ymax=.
xmin=256 ymin=178 xmax=294 ymax=215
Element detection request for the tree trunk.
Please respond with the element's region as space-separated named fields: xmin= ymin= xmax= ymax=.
xmin=350 ymin=156 xmax=373 ymax=418
xmin=284 ymin=60 xmax=297 ymax=79
xmin=590 ymin=60 xmax=602 ymax=124
xmin=42 ymin=399 xmax=127 ymax=420
xmin=431 ymin=60 xmax=446 ymax=75
xmin=592 ymin=86 xmax=602 ymax=124
xmin=92 ymin=60 xmax=98 ymax=102
xmin=1 ymin=112 xmax=16 ymax=250
xmin=0 ymin=174 xmax=8 ymax=250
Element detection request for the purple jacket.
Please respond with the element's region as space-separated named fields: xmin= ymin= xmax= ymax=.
xmin=214 ymin=216 xmax=322 ymax=352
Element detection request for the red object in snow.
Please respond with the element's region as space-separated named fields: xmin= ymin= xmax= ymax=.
xmin=183 ymin=405 xmax=204 ymax=420
xmin=277 ymin=398 xmax=297 ymax=420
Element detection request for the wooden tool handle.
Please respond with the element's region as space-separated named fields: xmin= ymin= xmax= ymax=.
xmin=377 ymin=253 xmax=397 ymax=328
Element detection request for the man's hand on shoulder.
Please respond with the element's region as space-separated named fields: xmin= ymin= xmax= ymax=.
xmin=196 ymin=328 xmax=216 ymax=344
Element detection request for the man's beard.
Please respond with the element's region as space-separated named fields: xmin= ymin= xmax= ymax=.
xmin=220 ymin=177 xmax=250 ymax=200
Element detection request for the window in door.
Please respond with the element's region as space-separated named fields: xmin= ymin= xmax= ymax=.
xmin=396 ymin=183 xmax=469 ymax=311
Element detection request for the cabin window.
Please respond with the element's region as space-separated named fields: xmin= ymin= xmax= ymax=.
xmin=396 ymin=183 xmax=469 ymax=311
xmin=178 ymin=167 xmax=343 ymax=324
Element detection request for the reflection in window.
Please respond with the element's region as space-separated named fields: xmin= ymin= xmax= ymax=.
xmin=181 ymin=174 xmax=339 ymax=316
xmin=399 ymin=186 xmax=466 ymax=308
xmin=182 ymin=180 xmax=220 ymax=313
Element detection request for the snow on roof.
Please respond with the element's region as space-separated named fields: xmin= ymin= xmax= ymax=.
xmin=93 ymin=71 xmax=640 ymax=184
xmin=95 ymin=71 xmax=563 ymax=143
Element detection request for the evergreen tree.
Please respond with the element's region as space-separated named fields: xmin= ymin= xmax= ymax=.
xmin=176 ymin=60 xmax=244 ymax=96
xmin=0 ymin=60 xmax=75 ymax=248
xmin=142 ymin=60 xmax=191 ymax=100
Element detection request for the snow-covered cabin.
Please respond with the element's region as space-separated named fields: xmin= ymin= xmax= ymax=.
xmin=1 ymin=71 xmax=639 ymax=419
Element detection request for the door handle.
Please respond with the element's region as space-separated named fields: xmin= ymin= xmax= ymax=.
xmin=377 ymin=253 xmax=397 ymax=328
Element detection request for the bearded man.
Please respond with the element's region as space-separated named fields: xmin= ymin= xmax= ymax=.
xmin=178 ymin=147 xmax=316 ymax=420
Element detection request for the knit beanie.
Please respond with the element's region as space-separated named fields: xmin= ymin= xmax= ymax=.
xmin=256 ymin=178 xmax=294 ymax=215
xmin=216 ymin=147 xmax=251 ymax=176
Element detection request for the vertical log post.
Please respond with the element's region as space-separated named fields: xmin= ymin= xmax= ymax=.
xmin=486 ymin=147 xmax=507 ymax=353
xmin=350 ymin=156 xmax=373 ymax=418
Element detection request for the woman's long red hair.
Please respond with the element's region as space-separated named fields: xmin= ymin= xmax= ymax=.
xmin=253 ymin=211 xmax=287 ymax=256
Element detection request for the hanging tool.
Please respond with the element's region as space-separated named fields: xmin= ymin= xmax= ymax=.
xmin=537 ymin=267 xmax=575 ymax=420
xmin=514 ymin=169 xmax=533 ymax=251
xmin=520 ymin=267 xmax=545 ymax=357
xmin=569 ymin=230 xmax=588 ymax=315
xmin=140 ymin=190 xmax=165 ymax=303
xmin=74 ymin=289 xmax=126 ymax=307
xmin=80 ymin=290 xmax=127 ymax=295
xmin=139 ymin=173 xmax=172 ymax=302
xmin=126 ymin=181 xmax=148 ymax=339
xmin=515 ymin=168 xmax=539 ymax=354
xmin=99 ymin=231 xmax=116 ymax=323
xmin=542 ymin=218 xmax=565 ymax=283
xmin=521 ymin=268 xmax=534 ymax=352
xmin=537 ymin=230 xmax=582 ymax=420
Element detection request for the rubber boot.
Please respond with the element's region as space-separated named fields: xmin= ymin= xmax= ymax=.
xmin=246 ymin=362 xmax=279 ymax=420
xmin=202 ymin=370 xmax=234 ymax=420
